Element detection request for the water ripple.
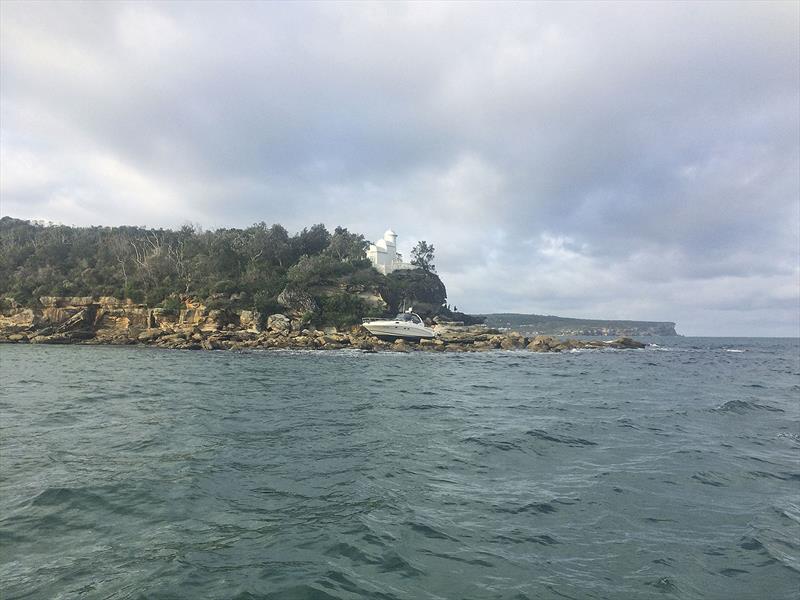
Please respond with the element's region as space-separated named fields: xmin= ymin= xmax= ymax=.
xmin=1 ymin=338 xmax=798 ymax=599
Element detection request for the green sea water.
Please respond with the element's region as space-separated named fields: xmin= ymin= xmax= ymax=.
xmin=1 ymin=338 xmax=798 ymax=599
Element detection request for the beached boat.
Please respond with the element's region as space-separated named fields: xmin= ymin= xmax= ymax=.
xmin=362 ymin=312 xmax=436 ymax=340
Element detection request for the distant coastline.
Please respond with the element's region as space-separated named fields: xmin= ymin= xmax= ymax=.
xmin=483 ymin=313 xmax=678 ymax=337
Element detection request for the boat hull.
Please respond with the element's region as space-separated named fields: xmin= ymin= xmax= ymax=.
xmin=363 ymin=323 xmax=436 ymax=340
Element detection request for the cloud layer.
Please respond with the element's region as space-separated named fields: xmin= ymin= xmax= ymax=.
xmin=2 ymin=1 xmax=798 ymax=335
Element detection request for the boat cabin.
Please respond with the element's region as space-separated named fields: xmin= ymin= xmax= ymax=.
xmin=393 ymin=313 xmax=425 ymax=325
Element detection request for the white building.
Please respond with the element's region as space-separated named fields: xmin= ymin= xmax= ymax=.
xmin=367 ymin=229 xmax=415 ymax=275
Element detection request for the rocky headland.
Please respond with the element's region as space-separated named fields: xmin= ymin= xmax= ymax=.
xmin=484 ymin=313 xmax=678 ymax=337
xmin=0 ymin=296 xmax=646 ymax=353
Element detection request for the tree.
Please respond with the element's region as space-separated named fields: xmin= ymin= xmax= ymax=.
xmin=382 ymin=269 xmax=447 ymax=316
xmin=411 ymin=240 xmax=436 ymax=272
xmin=293 ymin=224 xmax=331 ymax=258
xmin=325 ymin=227 xmax=368 ymax=263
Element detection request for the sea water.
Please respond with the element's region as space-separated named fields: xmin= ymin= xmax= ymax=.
xmin=1 ymin=338 xmax=798 ymax=599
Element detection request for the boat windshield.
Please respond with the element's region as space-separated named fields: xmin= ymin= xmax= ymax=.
xmin=394 ymin=313 xmax=423 ymax=324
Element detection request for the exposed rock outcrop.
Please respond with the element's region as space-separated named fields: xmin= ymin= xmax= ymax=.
xmin=277 ymin=287 xmax=318 ymax=315
xmin=0 ymin=296 xmax=648 ymax=353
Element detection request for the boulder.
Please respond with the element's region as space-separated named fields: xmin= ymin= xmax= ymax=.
xmin=472 ymin=340 xmax=496 ymax=350
xmin=267 ymin=314 xmax=291 ymax=332
xmin=277 ymin=287 xmax=318 ymax=314
xmin=499 ymin=334 xmax=526 ymax=350
xmin=607 ymin=337 xmax=646 ymax=349
xmin=527 ymin=335 xmax=555 ymax=351
xmin=239 ymin=310 xmax=262 ymax=332
xmin=30 ymin=334 xmax=72 ymax=344
xmin=392 ymin=339 xmax=409 ymax=352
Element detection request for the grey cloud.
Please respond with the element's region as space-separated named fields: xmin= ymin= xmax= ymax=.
xmin=1 ymin=1 xmax=797 ymax=335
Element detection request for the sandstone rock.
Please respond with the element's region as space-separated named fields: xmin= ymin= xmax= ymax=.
xmin=0 ymin=308 xmax=39 ymax=330
xmin=500 ymin=335 xmax=526 ymax=350
xmin=39 ymin=296 xmax=94 ymax=308
xmin=527 ymin=335 xmax=555 ymax=351
xmin=472 ymin=340 xmax=496 ymax=350
xmin=8 ymin=333 xmax=26 ymax=342
xmin=198 ymin=309 xmax=235 ymax=332
xmin=607 ymin=337 xmax=646 ymax=349
xmin=267 ymin=314 xmax=291 ymax=332
xmin=65 ymin=330 xmax=95 ymax=340
xmin=137 ymin=328 xmax=163 ymax=342
xmin=557 ymin=339 xmax=581 ymax=350
xmin=445 ymin=345 xmax=468 ymax=352
xmin=158 ymin=333 xmax=186 ymax=345
xmin=55 ymin=308 xmax=96 ymax=333
xmin=239 ymin=310 xmax=262 ymax=332
xmin=30 ymin=334 xmax=71 ymax=344
xmin=151 ymin=308 xmax=180 ymax=328
xmin=277 ymin=287 xmax=318 ymax=314
xmin=98 ymin=296 xmax=122 ymax=307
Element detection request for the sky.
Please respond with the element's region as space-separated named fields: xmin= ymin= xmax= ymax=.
xmin=1 ymin=1 xmax=798 ymax=336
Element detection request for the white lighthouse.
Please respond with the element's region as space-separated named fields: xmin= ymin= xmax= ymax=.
xmin=366 ymin=229 xmax=415 ymax=275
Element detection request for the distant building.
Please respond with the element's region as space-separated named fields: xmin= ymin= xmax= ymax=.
xmin=367 ymin=229 xmax=415 ymax=275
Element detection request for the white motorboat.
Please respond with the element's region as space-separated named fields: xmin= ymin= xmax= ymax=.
xmin=362 ymin=311 xmax=436 ymax=340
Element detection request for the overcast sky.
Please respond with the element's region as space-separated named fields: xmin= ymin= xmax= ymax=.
xmin=1 ymin=1 xmax=798 ymax=336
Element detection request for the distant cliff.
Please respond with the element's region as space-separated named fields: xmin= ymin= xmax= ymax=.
xmin=483 ymin=313 xmax=678 ymax=336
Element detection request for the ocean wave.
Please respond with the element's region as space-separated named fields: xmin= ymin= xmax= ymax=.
xmin=526 ymin=429 xmax=597 ymax=446
xmin=494 ymin=501 xmax=558 ymax=515
xmin=3 ymin=338 xmax=800 ymax=599
xmin=463 ymin=435 xmax=525 ymax=452
xmin=713 ymin=399 xmax=784 ymax=413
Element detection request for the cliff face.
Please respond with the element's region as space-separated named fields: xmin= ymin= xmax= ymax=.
xmin=0 ymin=296 xmax=647 ymax=352
xmin=0 ymin=296 xmax=254 ymax=343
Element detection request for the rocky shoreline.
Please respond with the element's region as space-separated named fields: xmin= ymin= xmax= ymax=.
xmin=0 ymin=296 xmax=646 ymax=353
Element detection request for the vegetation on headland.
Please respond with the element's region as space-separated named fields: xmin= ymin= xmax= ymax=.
xmin=0 ymin=217 xmax=468 ymax=327
xmin=484 ymin=313 xmax=678 ymax=337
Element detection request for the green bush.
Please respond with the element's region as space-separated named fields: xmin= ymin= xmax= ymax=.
xmin=253 ymin=290 xmax=283 ymax=329
xmin=212 ymin=279 xmax=237 ymax=294
xmin=161 ymin=296 xmax=183 ymax=314
xmin=382 ymin=269 xmax=447 ymax=317
xmin=316 ymin=293 xmax=367 ymax=328
xmin=125 ymin=284 xmax=145 ymax=303
xmin=287 ymin=254 xmax=356 ymax=288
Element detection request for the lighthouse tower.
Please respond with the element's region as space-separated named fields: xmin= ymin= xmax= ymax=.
xmin=366 ymin=229 xmax=415 ymax=275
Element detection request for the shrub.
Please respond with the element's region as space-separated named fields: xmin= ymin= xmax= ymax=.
xmin=161 ymin=296 xmax=183 ymax=314
xmin=382 ymin=269 xmax=447 ymax=316
xmin=287 ymin=254 xmax=355 ymax=288
xmin=316 ymin=293 xmax=367 ymax=328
